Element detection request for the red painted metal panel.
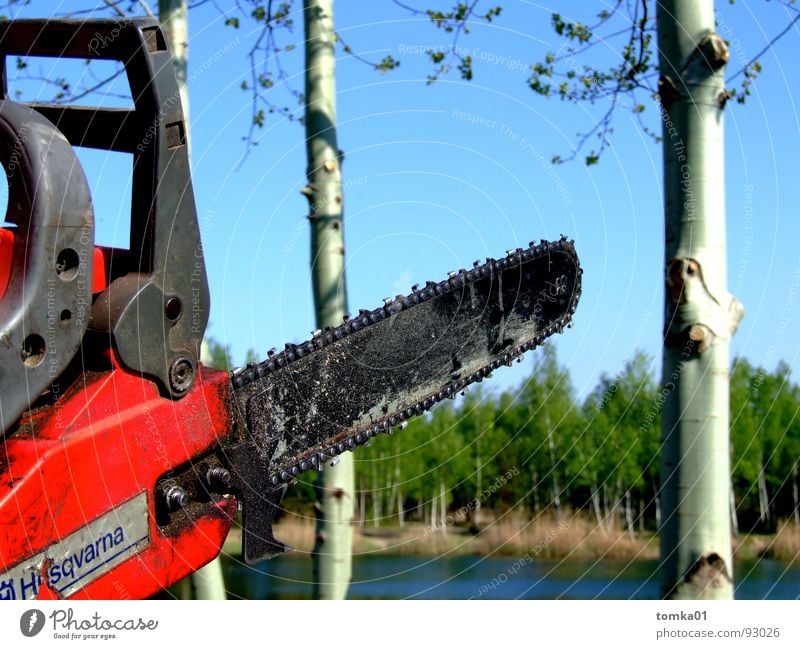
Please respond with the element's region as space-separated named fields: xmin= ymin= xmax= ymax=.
xmin=0 ymin=366 xmax=236 ymax=599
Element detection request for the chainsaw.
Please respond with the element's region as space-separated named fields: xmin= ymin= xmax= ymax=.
xmin=0 ymin=18 xmax=582 ymax=600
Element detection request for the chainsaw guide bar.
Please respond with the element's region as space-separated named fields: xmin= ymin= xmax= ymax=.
xmin=225 ymin=237 xmax=582 ymax=563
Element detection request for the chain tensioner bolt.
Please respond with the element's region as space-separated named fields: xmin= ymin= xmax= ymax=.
xmin=163 ymin=485 xmax=190 ymax=511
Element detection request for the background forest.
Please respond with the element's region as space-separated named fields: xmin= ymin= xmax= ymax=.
xmin=210 ymin=341 xmax=800 ymax=538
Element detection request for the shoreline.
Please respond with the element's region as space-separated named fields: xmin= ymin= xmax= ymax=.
xmin=222 ymin=513 xmax=800 ymax=563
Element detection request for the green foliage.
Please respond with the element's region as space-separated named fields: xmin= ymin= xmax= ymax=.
xmin=376 ymin=55 xmax=400 ymax=74
xmin=398 ymin=2 xmax=795 ymax=165
xmin=525 ymin=1 xmax=655 ymax=165
xmin=730 ymin=358 xmax=800 ymax=527
xmin=389 ymin=2 xmax=505 ymax=84
xmin=523 ymin=2 xmax=797 ymax=164
xmin=204 ymin=337 xmax=258 ymax=372
xmin=204 ymin=338 xmax=233 ymax=372
xmin=287 ymin=348 xmax=800 ymax=534
xmin=730 ymin=61 xmax=762 ymax=105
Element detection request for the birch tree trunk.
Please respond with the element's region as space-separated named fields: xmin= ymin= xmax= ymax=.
xmin=591 ymin=484 xmax=603 ymax=529
xmin=439 ymin=480 xmax=447 ymax=536
xmin=793 ymin=464 xmax=800 ymax=528
xmin=544 ymin=407 xmax=561 ymax=520
xmin=305 ymin=0 xmax=354 ymax=601
xmin=657 ymin=0 xmax=743 ymax=600
xmin=729 ymin=475 xmax=739 ymax=536
xmin=358 ymin=478 xmax=365 ymax=528
xmin=158 ymin=0 xmax=226 ymax=600
xmin=757 ymin=463 xmax=770 ymax=525
xmin=159 ymin=0 xmax=189 ymax=131
xmin=397 ymin=489 xmax=404 ymax=528
xmin=625 ymin=490 xmax=635 ymax=541
xmin=474 ymin=435 xmax=482 ymax=525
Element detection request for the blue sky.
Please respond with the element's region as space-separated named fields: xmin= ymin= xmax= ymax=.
xmin=5 ymin=0 xmax=800 ymax=400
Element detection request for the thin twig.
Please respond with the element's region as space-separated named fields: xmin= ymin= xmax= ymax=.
xmin=102 ymin=0 xmax=127 ymax=18
xmin=138 ymin=0 xmax=156 ymax=19
xmin=726 ymin=11 xmax=800 ymax=82
xmin=61 ymin=67 xmax=128 ymax=104
xmin=390 ymin=0 xmax=424 ymax=15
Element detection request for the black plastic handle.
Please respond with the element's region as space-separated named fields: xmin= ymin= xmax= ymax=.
xmin=0 ymin=18 xmax=210 ymax=398
xmin=0 ymin=100 xmax=94 ymax=434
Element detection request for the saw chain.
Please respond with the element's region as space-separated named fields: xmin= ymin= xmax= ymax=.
xmin=221 ymin=237 xmax=582 ymax=563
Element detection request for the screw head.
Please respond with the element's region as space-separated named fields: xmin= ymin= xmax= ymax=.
xmin=163 ymin=485 xmax=189 ymax=511
xmin=169 ymin=356 xmax=195 ymax=394
xmin=206 ymin=466 xmax=232 ymax=489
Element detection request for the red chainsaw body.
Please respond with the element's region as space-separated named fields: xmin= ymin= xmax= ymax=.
xmin=0 ymin=16 xmax=238 ymax=599
xmin=0 ymin=363 xmax=236 ymax=599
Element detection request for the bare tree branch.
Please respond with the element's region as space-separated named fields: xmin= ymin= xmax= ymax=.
xmin=137 ymin=0 xmax=156 ymax=19
xmin=102 ymin=0 xmax=128 ymax=17
xmin=726 ymin=11 xmax=800 ymax=82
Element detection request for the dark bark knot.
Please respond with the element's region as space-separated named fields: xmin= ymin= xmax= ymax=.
xmin=683 ymin=552 xmax=732 ymax=592
xmin=658 ymin=75 xmax=682 ymax=109
xmin=664 ymin=257 xmax=744 ymax=354
xmin=697 ymin=33 xmax=730 ymax=71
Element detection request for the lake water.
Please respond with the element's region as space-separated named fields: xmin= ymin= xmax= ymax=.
xmin=221 ymin=554 xmax=800 ymax=599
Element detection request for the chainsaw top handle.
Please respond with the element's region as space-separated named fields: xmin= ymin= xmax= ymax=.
xmin=0 ymin=19 xmax=210 ymax=404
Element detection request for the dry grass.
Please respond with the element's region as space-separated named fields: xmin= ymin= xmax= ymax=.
xmin=759 ymin=520 xmax=800 ymax=563
xmin=222 ymin=513 xmax=800 ymax=565
xmin=468 ymin=512 xmax=657 ymax=560
xmin=224 ymin=510 xmax=659 ymax=560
